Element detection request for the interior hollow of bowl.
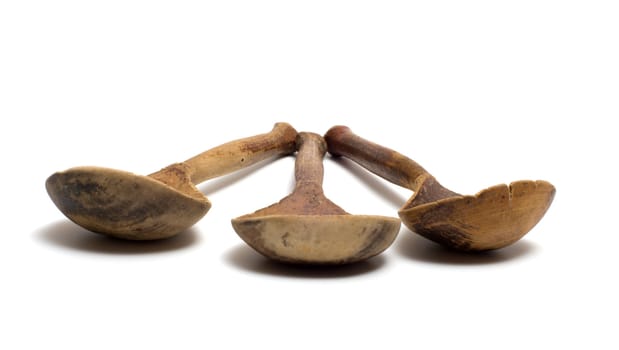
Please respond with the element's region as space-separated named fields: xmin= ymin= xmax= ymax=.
xmin=46 ymin=166 xmax=210 ymax=240
xmin=231 ymin=214 xmax=401 ymax=264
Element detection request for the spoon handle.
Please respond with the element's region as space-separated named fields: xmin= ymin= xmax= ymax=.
xmin=294 ymin=132 xmax=327 ymax=190
xmin=324 ymin=125 xmax=430 ymax=192
xmin=183 ymin=122 xmax=298 ymax=184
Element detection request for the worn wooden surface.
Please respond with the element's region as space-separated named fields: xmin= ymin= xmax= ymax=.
xmin=232 ymin=132 xmax=401 ymax=264
xmin=324 ymin=125 xmax=555 ymax=251
xmin=46 ymin=123 xmax=298 ymax=240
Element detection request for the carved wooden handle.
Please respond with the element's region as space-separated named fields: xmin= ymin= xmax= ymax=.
xmin=184 ymin=122 xmax=298 ymax=184
xmin=294 ymin=132 xmax=327 ymax=189
xmin=324 ymin=125 xmax=430 ymax=191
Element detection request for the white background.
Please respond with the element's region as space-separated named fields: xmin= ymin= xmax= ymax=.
xmin=1 ymin=1 xmax=618 ymax=349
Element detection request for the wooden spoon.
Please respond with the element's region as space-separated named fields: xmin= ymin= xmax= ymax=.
xmin=46 ymin=123 xmax=298 ymax=240
xmin=324 ymin=126 xmax=555 ymax=252
xmin=231 ymin=132 xmax=401 ymax=264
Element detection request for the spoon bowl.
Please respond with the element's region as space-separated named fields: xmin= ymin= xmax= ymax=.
xmin=399 ymin=180 xmax=555 ymax=251
xmin=46 ymin=165 xmax=208 ymax=240
xmin=233 ymin=215 xmax=400 ymax=264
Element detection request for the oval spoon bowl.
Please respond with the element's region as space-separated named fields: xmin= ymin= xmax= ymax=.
xmin=232 ymin=215 xmax=401 ymax=264
xmin=399 ymin=180 xmax=555 ymax=251
xmin=46 ymin=166 xmax=210 ymax=240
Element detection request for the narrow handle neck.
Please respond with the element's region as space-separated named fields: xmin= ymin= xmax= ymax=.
xmin=183 ymin=122 xmax=297 ymax=184
xmin=294 ymin=132 xmax=327 ymax=192
xmin=324 ymin=126 xmax=431 ymax=192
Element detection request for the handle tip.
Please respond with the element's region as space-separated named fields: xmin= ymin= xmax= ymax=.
xmin=273 ymin=122 xmax=298 ymax=138
xmin=296 ymin=132 xmax=327 ymax=155
xmin=324 ymin=125 xmax=353 ymax=157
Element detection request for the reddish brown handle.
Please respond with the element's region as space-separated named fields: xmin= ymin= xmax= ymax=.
xmin=294 ymin=132 xmax=327 ymax=189
xmin=324 ymin=126 xmax=429 ymax=191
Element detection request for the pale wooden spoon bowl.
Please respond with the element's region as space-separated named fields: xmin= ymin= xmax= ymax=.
xmin=46 ymin=123 xmax=298 ymax=240
xmin=232 ymin=132 xmax=401 ymax=264
xmin=324 ymin=126 xmax=555 ymax=252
